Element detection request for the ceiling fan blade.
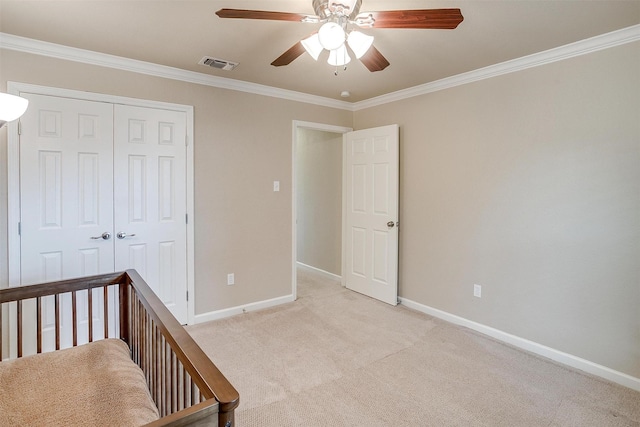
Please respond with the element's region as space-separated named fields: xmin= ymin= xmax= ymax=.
xmin=357 ymin=9 xmax=463 ymax=29
xmin=216 ymin=8 xmax=316 ymax=23
xmin=271 ymin=42 xmax=307 ymax=67
xmin=359 ymin=46 xmax=390 ymax=72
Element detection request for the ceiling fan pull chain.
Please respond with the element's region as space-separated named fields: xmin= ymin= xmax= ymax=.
xmin=343 ymin=43 xmax=348 ymax=72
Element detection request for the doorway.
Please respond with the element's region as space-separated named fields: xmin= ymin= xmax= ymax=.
xmin=292 ymin=121 xmax=351 ymax=299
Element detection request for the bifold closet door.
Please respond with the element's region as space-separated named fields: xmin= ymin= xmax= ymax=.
xmin=17 ymin=97 xmax=189 ymax=356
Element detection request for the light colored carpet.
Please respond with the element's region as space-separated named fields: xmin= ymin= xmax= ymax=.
xmin=187 ymin=268 xmax=640 ymax=426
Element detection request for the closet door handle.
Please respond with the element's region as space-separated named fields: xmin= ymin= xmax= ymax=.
xmin=90 ymin=232 xmax=112 ymax=240
xmin=117 ymin=232 xmax=136 ymax=239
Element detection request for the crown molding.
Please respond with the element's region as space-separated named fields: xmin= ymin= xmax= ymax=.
xmin=2 ymin=24 xmax=639 ymax=112
xmin=0 ymin=32 xmax=353 ymax=111
xmin=352 ymin=24 xmax=640 ymax=111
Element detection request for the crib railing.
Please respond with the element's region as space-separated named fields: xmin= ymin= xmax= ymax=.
xmin=0 ymin=270 xmax=239 ymax=427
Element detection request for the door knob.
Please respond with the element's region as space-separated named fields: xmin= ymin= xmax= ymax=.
xmin=117 ymin=231 xmax=136 ymax=239
xmin=387 ymin=221 xmax=396 ymax=228
xmin=90 ymin=232 xmax=111 ymax=240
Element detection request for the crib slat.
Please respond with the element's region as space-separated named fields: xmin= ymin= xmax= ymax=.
xmin=88 ymin=288 xmax=93 ymax=343
xmin=130 ymin=288 xmax=136 ymax=363
xmin=157 ymin=327 xmax=163 ymax=414
xmin=166 ymin=340 xmax=171 ymax=416
xmin=157 ymin=325 xmax=162 ymax=412
xmin=165 ymin=340 xmax=171 ymax=415
xmin=153 ymin=321 xmax=158 ymax=406
xmin=149 ymin=313 xmax=154 ymax=395
xmin=119 ymin=283 xmax=129 ymax=344
xmin=72 ymin=291 xmax=78 ymax=347
xmin=54 ymin=294 xmax=60 ymax=350
xmin=17 ymin=299 xmax=23 ymax=357
xmin=37 ymin=297 xmax=42 ymax=353
xmin=139 ymin=301 xmax=144 ymax=374
xmin=146 ymin=316 xmax=150 ymax=390
xmin=137 ymin=294 xmax=141 ymax=366
xmin=177 ymin=361 xmax=183 ymax=411
xmin=129 ymin=292 xmax=134 ymax=360
xmin=150 ymin=319 xmax=155 ymax=405
xmin=103 ymin=286 xmax=109 ymax=339
xmin=191 ymin=378 xmax=197 ymax=405
xmin=171 ymin=351 xmax=177 ymax=413
xmin=178 ymin=356 xmax=183 ymax=410
xmin=139 ymin=301 xmax=143 ymax=369
xmin=182 ymin=362 xmax=188 ymax=410
xmin=160 ymin=335 xmax=165 ymax=416
xmin=146 ymin=310 xmax=151 ymax=393
xmin=162 ymin=338 xmax=167 ymax=416
xmin=185 ymin=374 xmax=192 ymax=409
xmin=159 ymin=335 xmax=164 ymax=416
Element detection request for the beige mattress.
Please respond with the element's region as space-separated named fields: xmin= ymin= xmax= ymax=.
xmin=0 ymin=339 xmax=159 ymax=426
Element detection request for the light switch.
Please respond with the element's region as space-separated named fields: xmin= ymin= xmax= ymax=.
xmin=273 ymin=181 xmax=280 ymax=192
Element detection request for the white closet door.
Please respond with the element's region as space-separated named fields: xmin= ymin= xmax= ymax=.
xmin=114 ymin=105 xmax=188 ymax=324
xmin=19 ymin=93 xmax=115 ymax=353
xmin=16 ymin=96 xmax=189 ymax=356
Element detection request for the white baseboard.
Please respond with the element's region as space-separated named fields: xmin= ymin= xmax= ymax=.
xmin=297 ymin=262 xmax=342 ymax=282
xmin=399 ymin=297 xmax=640 ymax=392
xmin=194 ymin=294 xmax=295 ymax=324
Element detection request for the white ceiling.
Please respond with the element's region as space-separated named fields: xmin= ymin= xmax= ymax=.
xmin=1 ymin=1 xmax=639 ymax=102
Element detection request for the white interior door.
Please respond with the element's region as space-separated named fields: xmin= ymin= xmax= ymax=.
xmin=344 ymin=124 xmax=399 ymax=305
xmin=114 ymin=105 xmax=188 ymax=324
xmin=18 ymin=93 xmax=115 ymax=352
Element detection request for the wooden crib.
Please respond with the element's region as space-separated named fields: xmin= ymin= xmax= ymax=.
xmin=0 ymin=270 xmax=239 ymax=427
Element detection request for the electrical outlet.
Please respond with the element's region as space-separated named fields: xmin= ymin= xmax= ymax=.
xmin=227 ymin=273 xmax=235 ymax=286
xmin=473 ymin=284 xmax=482 ymax=298
xmin=273 ymin=181 xmax=280 ymax=192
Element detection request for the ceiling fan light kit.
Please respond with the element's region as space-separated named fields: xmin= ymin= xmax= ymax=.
xmin=317 ymin=21 xmax=346 ymax=50
xmin=301 ymin=34 xmax=324 ymax=61
xmin=347 ymin=30 xmax=374 ymax=59
xmin=311 ymin=16 xmax=375 ymax=69
xmin=215 ymin=1 xmax=463 ymax=74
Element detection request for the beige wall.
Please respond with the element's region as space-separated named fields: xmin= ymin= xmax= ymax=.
xmin=2 ymin=40 xmax=638 ymax=379
xmin=296 ymin=129 xmax=342 ymax=275
xmin=0 ymin=49 xmax=351 ymax=314
xmin=354 ymin=42 xmax=640 ymax=378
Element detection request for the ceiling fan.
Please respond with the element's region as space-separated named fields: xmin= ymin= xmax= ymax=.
xmin=216 ymin=0 xmax=463 ymax=73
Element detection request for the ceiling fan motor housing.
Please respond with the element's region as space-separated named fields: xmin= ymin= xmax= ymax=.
xmin=312 ymin=0 xmax=362 ymax=19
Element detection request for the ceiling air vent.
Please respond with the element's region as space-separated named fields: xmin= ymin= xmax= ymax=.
xmin=198 ymin=56 xmax=238 ymax=71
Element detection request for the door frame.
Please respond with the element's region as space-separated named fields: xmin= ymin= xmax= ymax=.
xmin=291 ymin=120 xmax=352 ymax=300
xmin=6 ymin=82 xmax=196 ymax=324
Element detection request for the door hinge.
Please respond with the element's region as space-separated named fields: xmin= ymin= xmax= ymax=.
xmin=18 ymin=120 xmax=22 ymax=135
xmin=185 ymin=213 xmax=188 ymax=224
xmin=18 ymin=222 xmax=21 ymax=235
xmin=186 ymin=290 xmax=189 ymax=301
